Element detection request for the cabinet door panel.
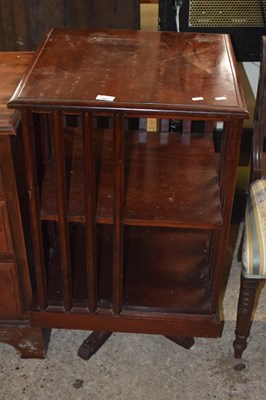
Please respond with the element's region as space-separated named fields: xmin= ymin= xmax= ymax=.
xmin=0 ymin=201 xmax=13 ymax=253
xmin=0 ymin=170 xmax=3 ymax=194
xmin=0 ymin=262 xmax=22 ymax=318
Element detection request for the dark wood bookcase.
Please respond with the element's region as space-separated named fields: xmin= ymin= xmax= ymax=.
xmin=8 ymin=28 xmax=248 ymax=357
xmin=0 ymin=52 xmax=50 ymax=357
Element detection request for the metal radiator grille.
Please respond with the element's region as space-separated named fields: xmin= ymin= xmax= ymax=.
xmin=188 ymin=0 xmax=266 ymax=27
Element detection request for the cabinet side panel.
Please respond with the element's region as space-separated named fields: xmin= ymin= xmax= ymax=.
xmin=0 ymin=201 xmax=13 ymax=253
xmin=0 ymin=262 xmax=22 ymax=318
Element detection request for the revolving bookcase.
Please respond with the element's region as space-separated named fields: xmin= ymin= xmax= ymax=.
xmin=8 ymin=28 xmax=248 ymax=358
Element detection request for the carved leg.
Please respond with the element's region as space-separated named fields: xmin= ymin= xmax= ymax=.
xmin=233 ymin=276 xmax=259 ymax=359
xmin=164 ymin=335 xmax=195 ymax=350
xmin=77 ymin=331 xmax=112 ymax=360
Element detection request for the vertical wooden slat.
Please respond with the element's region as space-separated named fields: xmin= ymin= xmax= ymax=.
xmin=204 ymin=120 xmax=214 ymax=134
xmin=139 ymin=118 xmax=147 ymax=132
xmin=220 ymin=120 xmax=243 ymax=218
xmin=159 ymin=119 xmax=169 ymax=132
xmin=208 ymin=121 xmax=231 ymax=312
xmin=39 ymin=114 xmax=50 ymax=168
xmin=210 ymin=119 xmax=243 ymax=312
xmin=182 ymin=120 xmax=192 ymax=145
xmin=218 ymin=121 xmax=230 ymax=210
xmin=182 ymin=120 xmax=192 ymax=134
xmin=21 ymin=110 xmax=47 ymax=310
xmin=113 ymin=113 xmax=124 ymax=315
xmin=82 ymin=111 xmax=97 ymax=312
xmin=52 ymin=111 xmax=72 ymax=311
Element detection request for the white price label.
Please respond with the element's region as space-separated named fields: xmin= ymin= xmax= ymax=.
xmin=96 ymin=94 xmax=115 ymax=102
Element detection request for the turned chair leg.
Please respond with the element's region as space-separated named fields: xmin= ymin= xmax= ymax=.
xmin=233 ymin=275 xmax=259 ymax=359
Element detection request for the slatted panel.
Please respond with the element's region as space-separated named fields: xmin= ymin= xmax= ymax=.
xmin=23 ymin=111 xmax=218 ymax=313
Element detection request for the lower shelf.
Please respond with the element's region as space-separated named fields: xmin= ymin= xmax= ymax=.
xmin=123 ymin=226 xmax=211 ymax=313
xmin=44 ymin=223 xmax=212 ymax=314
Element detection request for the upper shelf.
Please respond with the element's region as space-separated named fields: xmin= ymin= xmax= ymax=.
xmin=8 ymin=29 xmax=248 ymax=119
xmin=41 ymin=128 xmax=222 ymax=229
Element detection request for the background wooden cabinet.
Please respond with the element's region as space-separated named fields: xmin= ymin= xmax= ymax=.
xmin=0 ymin=52 xmax=49 ymax=357
xmin=0 ymin=201 xmax=13 ymax=253
xmin=0 ymin=263 xmax=22 ymax=318
xmin=0 ymin=0 xmax=140 ymax=50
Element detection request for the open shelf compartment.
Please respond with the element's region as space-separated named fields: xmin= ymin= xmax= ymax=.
xmin=40 ymin=120 xmax=222 ymax=229
xmin=43 ymin=222 xmax=212 ymax=314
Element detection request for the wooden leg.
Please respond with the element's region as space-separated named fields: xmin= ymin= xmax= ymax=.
xmin=77 ymin=331 xmax=195 ymax=361
xmin=233 ymin=275 xmax=259 ymax=359
xmin=164 ymin=335 xmax=195 ymax=350
xmin=0 ymin=323 xmax=51 ymax=358
xmin=77 ymin=331 xmax=112 ymax=360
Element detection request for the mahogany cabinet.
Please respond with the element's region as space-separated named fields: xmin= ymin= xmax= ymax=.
xmin=0 ymin=52 xmax=49 ymax=358
xmin=8 ymin=29 xmax=248 ymax=357
xmin=0 ymin=0 xmax=140 ymax=51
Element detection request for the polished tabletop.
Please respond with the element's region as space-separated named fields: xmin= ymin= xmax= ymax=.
xmin=8 ymin=29 xmax=248 ymax=118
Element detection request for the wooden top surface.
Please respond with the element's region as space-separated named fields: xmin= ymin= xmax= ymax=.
xmin=8 ymin=29 xmax=248 ymax=119
xmin=0 ymin=52 xmax=33 ymax=134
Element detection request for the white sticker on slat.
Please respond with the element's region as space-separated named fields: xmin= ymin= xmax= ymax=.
xmin=215 ymin=96 xmax=227 ymax=101
xmin=96 ymin=95 xmax=115 ymax=101
xmin=192 ymin=97 xmax=204 ymax=101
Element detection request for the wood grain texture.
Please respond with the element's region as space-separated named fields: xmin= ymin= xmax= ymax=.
xmin=0 ymin=0 xmax=140 ymax=51
xmin=8 ymin=29 xmax=248 ymax=119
